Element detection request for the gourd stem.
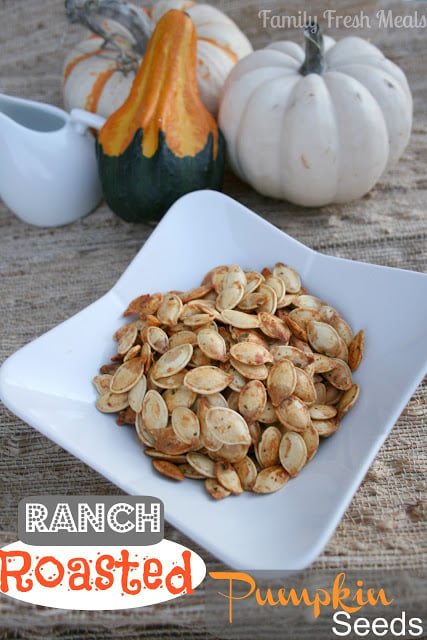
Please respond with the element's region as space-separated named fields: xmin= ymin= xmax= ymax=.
xmin=299 ymin=21 xmax=324 ymax=76
xmin=65 ymin=0 xmax=154 ymax=56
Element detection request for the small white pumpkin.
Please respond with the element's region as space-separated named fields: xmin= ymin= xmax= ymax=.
xmin=218 ymin=23 xmax=413 ymax=207
xmin=63 ymin=0 xmax=252 ymax=117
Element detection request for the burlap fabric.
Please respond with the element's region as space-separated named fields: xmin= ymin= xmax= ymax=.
xmin=0 ymin=0 xmax=426 ymax=638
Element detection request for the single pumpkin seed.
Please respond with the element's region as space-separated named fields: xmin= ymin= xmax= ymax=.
xmin=230 ymin=341 xmax=273 ymax=366
xmin=214 ymin=461 xmax=243 ymax=494
xmin=186 ymin=451 xmax=216 ymax=478
xmin=267 ymin=360 xmax=297 ymax=407
xmin=293 ymin=294 xmax=324 ymax=310
xmin=321 ymin=306 xmax=353 ymax=346
xmin=275 ymin=396 xmax=312 ymax=432
xmin=205 ymin=407 xmax=251 ymax=446
xmin=230 ymin=327 xmax=269 ymax=348
xmin=179 ymin=463 xmax=205 ymax=480
xmin=264 ymin=275 xmax=286 ymax=306
xmin=150 ymin=343 xmax=193 ymax=380
xmin=312 ymin=418 xmax=339 ymax=438
xmin=312 ymin=353 xmax=336 ymax=373
xmin=184 ymin=366 xmax=234 ymax=395
xmin=117 ymin=322 xmax=138 ymax=355
xmin=143 ymin=449 xmax=188 ymax=463
xmin=307 ymin=321 xmax=342 ymax=358
xmin=258 ymin=398 xmax=277 ymax=424
xmin=171 ymin=406 xmax=200 ymax=445
xmin=190 ymin=346 xmax=211 ymax=368
xmin=279 ymin=431 xmax=307 ymax=477
xmin=197 ymin=397 xmax=224 ymax=452
xmin=284 ymin=315 xmax=308 ymax=342
xmin=234 ymin=456 xmax=258 ymax=490
xmin=128 ymin=374 xmax=147 ymax=413
xmin=301 ymin=423 xmax=319 ymax=463
xmin=257 ymin=284 xmax=278 ymax=314
xmin=141 ymin=389 xmax=168 ymax=431
xmin=210 ymin=441 xmax=250 ymax=463
xmin=220 ymin=309 xmax=260 ymax=329
xmin=228 ymin=366 xmax=248 ymax=392
xmin=348 ymin=329 xmax=365 ymax=372
xmin=289 ymin=335 xmax=314 ymax=355
xmin=238 ymin=379 xmax=267 ymax=422
xmin=135 ymin=413 xmax=156 ymax=447
xmin=252 ymin=466 xmax=290 ymax=494
xmin=179 ymin=284 xmax=214 ymax=303
xmin=238 ymin=291 xmax=266 ymax=311
xmin=258 ymin=311 xmax=291 ymax=342
xmin=110 ymin=357 xmax=145 ymax=393
xmin=289 ymin=307 xmax=324 ymax=330
xmin=322 ymin=358 xmax=353 ymax=390
xmin=93 ymin=374 xmax=112 ymax=394
xmin=163 ymin=385 xmax=197 ymax=414
xmin=230 ymin=357 xmax=269 ymax=381
xmin=152 ymin=459 xmax=185 ymax=481
xmin=156 ymin=293 xmax=183 ymax=326
xmin=324 ymin=383 xmax=344 ymax=405
xmin=244 ymin=270 xmax=264 ymax=294
xmin=184 ymin=312 xmax=216 ymax=328
xmin=309 ymin=404 xmax=338 ymax=420
xmin=314 ymin=382 xmax=327 ymax=404
xmin=124 ymin=292 xmax=163 ymax=318
xmin=154 ymin=369 xmax=188 ymax=389
xmin=248 ymin=420 xmax=262 ymax=446
xmin=269 ymin=345 xmax=314 ymax=368
xmin=123 ymin=344 xmax=142 ymax=362
xmin=216 ymin=281 xmax=245 ymax=312
xmin=168 ymin=330 xmax=197 ymax=349
xmin=273 ymin=263 xmax=301 ymax=293
xmin=337 ymin=383 xmax=360 ymax=419
xmin=293 ymin=367 xmax=317 ymax=405
xmin=197 ymin=328 xmax=227 ymax=361
xmin=205 ymin=478 xmax=231 ymax=500
xmin=96 ymin=391 xmax=129 ymax=413
xmin=146 ymin=326 xmax=169 ymax=354
xmin=258 ymin=426 xmax=282 ymax=468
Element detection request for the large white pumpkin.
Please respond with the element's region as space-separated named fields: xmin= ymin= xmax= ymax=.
xmin=218 ymin=24 xmax=413 ymax=206
xmin=63 ymin=0 xmax=253 ymax=117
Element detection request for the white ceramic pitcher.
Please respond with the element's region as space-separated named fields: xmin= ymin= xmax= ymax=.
xmin=0 ymin=93 xmax=106 ymax=227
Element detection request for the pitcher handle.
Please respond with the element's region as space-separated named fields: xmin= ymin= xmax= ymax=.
xmin=70 ymin=108 xmax=106 ymax=134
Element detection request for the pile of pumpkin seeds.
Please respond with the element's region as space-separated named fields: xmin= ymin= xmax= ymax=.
xmin=94 ymin=263 xmax=364 ymax=499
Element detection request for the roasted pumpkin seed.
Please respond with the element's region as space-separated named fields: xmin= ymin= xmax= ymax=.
xmin=252 ymin=466 xmax=290 ymax=494
xmin=279 ymin=431 xmax=307 ymax=477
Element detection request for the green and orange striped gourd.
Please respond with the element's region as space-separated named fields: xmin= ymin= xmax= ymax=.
xmin=96 ymin=9 xmax=225 ymax=223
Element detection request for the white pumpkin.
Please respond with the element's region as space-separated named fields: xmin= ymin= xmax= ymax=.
xmin=63 ymin=0 xmax=253 ymax=117
xmin=218 ymin=24 xmax=413 ymax=207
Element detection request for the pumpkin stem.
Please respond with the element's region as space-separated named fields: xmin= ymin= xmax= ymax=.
xmin=300 ymin=21 xmax=324 ymax=76
xmin=65 ymin=0 xmax=153 ymax=56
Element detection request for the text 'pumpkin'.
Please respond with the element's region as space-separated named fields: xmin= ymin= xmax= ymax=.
xmin=96 ymin=9 xmax=225 ymax=223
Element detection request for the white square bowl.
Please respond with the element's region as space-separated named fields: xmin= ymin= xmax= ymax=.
xmin=1 ymin=190 xmax=426 ymax=570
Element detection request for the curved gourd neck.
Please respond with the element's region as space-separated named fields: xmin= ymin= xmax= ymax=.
xmin=300 ymin=22 xmax=325 ymax=76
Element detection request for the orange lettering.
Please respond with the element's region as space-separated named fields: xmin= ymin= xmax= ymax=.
xmin=209 ymin=571 xmax=256 ymax=623
xmin=256 ymin=587 xmax=280 ymax=606
xmin=67 ymin=557 xmax=92 ymax=591
xmin=144 ymin=558 xmax=162 ymax=590
xmin=0 ymin=551 xmax=32 ymax=593
xmin=332 ymin=572 xmax=362 ymax=614
xmin=35 ymin=556 xmax=64 ymax=588
xmin=165 ymin=550 xmax=193 ymax=596
xmin=94 ymin=554 xmax=115 ymax=590
xmin=115 ymin=549 xmax=141 ymax=595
